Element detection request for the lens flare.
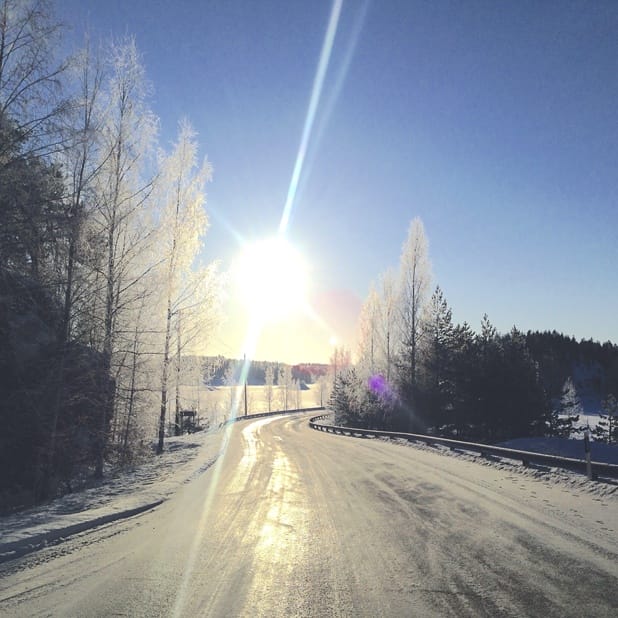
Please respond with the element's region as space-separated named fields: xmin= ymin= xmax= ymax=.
xmin=279 ymin=0 xmax=343 ymax=234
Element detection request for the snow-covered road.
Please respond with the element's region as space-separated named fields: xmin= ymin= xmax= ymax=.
xmin=1 ymin=413 xmax=616 ymax=617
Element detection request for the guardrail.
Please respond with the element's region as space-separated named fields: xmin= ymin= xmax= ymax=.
xmin=309 ymin=414 xmax=618 ymax=480
xmin=228 ymin=406 xmax=325 ymax=424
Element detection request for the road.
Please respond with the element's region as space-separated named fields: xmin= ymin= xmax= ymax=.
xmin=1 ymin=413 xmax=617 ymax=617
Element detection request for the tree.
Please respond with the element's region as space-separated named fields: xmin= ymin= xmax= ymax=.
xmin=549 ymin=376 xmax=582 ymax=438
xmin=0 ymin=0 xmax=68 ymax=162
xmin=329 ymin=368 xmax=363 ymax=427
xmin=278 ymin=364 xmax=293 ymax=411
xmin=592 ymin=394 xmax=617 ymax=444
xmin=357 ymin=282 xmax=381 ymax=377
xmin=264 ymin=364 xmax=275 ymax=412
xmin=378 ymin=269 xmax=398 ymax=383
xmin=224 ymin=361 xmax=237 ymax=422
xmin=417 ymin=286 xmax=455 ymax=431
xmin=449 ymin=322 xmax=477 ymax=437
xmin=88 ymin=37 xmax=158 ymax=475
xmin=497 ymin=327 xmax=547 ymax=440
xmin=315 ymin=373 xmax=329 ymax=407
xmin=397 ymin=218 xmax=431 ymax=409
xmin=155 ymin=119 xmax=216 ymax=453
xmin=330 ymin=345 xmax=351 ymax=379
xmin=0 ymin=128 xmax=65 ymax=273
xmin=293 ymin=378 xmax=302 ymax=410
xmin=55 ymin=36 xmax=105 ymax=346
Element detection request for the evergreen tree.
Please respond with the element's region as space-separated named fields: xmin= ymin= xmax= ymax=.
xmin=450 ymin=322 xmax=477 ymax=438
xmin=329 ymin=369 xmax=361 ymax=427
xmin=496 ymin=328 xmax=543 ymax=438
xmin=548 ymin=377 xmax=582 ymax=438
xmin=592 ymin=394 xmax=618 ymax=444
xmin=417 ymin=286 xmax=455 ymax=431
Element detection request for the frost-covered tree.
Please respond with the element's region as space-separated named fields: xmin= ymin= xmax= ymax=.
xmin=54 ymin=37 xmax=106 ymax=345
xmin=88 ymin=37 xmax=158 ymax=475
xmin=357 ymin=282 xmax=381 ymax=378
xmin=315 ymin=373 xmax=329 ymax=407
xmin=264 ymin=364 xmax=275 ymax=412
xmin=397 ymin=218 xmax=431 ymax=405
xmin=278 ymin=364 xmax=293 ymax=411
xmin=329 ymin=368 xmax=363 ymax=427
xmin=293 ymin=378 xmax=302 ymax=410
xmin=0 ymin=0 xmax=68 ymax=161
xmin=329 ymin=345 xmax=351 ymax=387
xmin=592 ymin=394 xmax=618 ymax=444
xmin=224 ymin=362 xmax=237 ymax=421
xmin=379 ymin=269 xmax=398 ymax=383
xmin=154 ymin=119 xmax=218 ymax=453
xmin=0 ymin=0 xmax=71 ymax=282
xmin=549 ymin=376 xmax=582 ymax=438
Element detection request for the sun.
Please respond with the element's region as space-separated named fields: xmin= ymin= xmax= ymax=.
xmin=234 ymin=236 xmax=309 ymax=324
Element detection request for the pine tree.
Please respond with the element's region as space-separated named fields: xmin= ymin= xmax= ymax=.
xmin=592 ymin=394 xmax=618 ymax=444
xmin=450 ymin=322 xmax=477 ymax=438
xmin=549 ymin=377 xmax=582 ymax=438
xmin=418 ymin=286 xmax=455 ymax=432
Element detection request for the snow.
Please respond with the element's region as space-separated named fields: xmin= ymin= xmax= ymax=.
xmin=2 ymin=410 xmax=617 ymax=565
xmin=499 ymin=436 xmax=618 ymax=465
xmin=0 ymin=424 xmax=229 ymax=560
xmin=381 ymin=436 xmax=618 ymax=500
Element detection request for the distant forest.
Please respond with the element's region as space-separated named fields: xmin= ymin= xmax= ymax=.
xmin=201 ymin=356 xmax=328 ymax=387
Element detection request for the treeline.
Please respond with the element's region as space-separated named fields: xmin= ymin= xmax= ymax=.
xmin=201 ymin=356 xmax=328 ymax=386
xmin=0 ymin=0 xmax=219 ymax=510
xmin=331 ymin=219 xmax=618 ymax=445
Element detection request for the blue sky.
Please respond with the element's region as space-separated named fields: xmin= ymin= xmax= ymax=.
xmin=58 ymin=0 xmax=618 ymax=362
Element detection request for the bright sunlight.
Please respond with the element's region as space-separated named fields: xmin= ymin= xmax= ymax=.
xmin=234 ymin=237 xmax=309 ymax=324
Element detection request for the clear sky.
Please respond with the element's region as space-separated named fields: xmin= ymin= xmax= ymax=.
xmin=57 ymin=0 xmax=618 ymax=363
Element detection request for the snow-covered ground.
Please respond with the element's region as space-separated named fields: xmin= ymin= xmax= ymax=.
xmin=2 ymin=409 xmax=616 ymax=564
xmin=381 ymin=436 xmax=618 ymax=501
xmin=500 ymin=436 xmax=618 ymax=464
xmin=172 ymin=383 xmax=323 ymax=427
xmin=0 ymin=424 xmax=230 ymax=558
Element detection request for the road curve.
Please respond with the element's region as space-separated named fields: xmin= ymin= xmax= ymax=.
xmin=1 ymin=413 xmax=616 ymax=617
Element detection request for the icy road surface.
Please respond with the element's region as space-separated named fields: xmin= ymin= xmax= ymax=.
xmin=1 ymin=413 xmax=616 ymax=617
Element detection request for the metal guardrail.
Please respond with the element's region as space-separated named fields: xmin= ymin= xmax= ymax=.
xmin=309 ymin=414 xmax=618 ymax=480
xmin=228 ymin=406 xmax=325 ymax=424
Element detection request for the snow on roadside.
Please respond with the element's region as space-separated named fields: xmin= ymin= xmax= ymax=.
xmin=0 ymin=426 xmax=229 ymax=546
xmin=499 ymin=436 xmax=618 ymax=464
xmin=378 ymin=436 xmax=618 ymax=500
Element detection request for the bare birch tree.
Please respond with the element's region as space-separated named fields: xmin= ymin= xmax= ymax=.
xmin=397 ymin=218 xmax=431 ymax=399
xmin=55 ymin=37 xmax=105 ymax=344
xmin=357 ymin=282 xmax=381 ymax=379
xmin=278 ymin=365 xmax=293 ymax=411
xmin=0 ymin=0 xmax=68 ymax=162
xmin=379 ymin=269 xmax=398 ymax=383
xmin=89 ymin=37 xmax=157 ymax=475
xmin=154 ymin=119 xmax=218 ymax=453
xmin=264 ymin=364 xmax=275 ymax=412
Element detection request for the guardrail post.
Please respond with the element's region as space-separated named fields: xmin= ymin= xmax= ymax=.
xmin=584 ymin=430 xmax=592 ymax=480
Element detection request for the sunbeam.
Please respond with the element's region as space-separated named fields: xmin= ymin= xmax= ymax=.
xmin=279 ymin=0 xmax=344 ymax=235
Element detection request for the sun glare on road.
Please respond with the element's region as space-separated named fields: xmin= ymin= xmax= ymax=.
xmin=234 ymin=236 xmax=309 ymax=324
